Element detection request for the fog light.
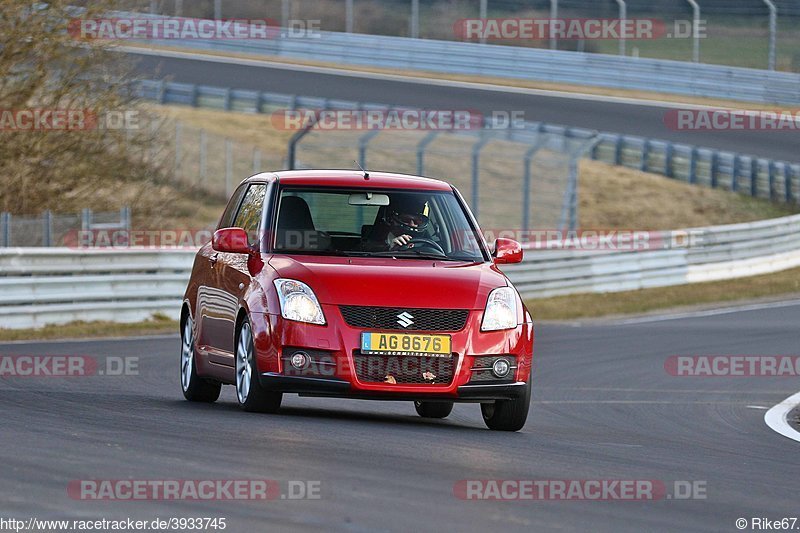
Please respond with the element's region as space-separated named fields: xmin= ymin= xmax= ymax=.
xmin=290 ymin=351 xmax=310 ymax=369
xmin=491 ymin=358 xmax=511 ymax=378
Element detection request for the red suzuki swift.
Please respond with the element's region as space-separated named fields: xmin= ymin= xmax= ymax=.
xmin=180 ymin=170 xmax=534 ymax=431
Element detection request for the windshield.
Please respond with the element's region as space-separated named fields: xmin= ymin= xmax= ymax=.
xmin=273 ymin=187 xmax=487 ymax=262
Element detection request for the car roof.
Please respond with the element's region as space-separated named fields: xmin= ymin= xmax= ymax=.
xmin=244 ymin=170 xmax=453 ymax=191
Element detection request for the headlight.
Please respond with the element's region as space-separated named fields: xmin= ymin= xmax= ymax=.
xmin=273 ymin=279 xmax=326 ymax=325
xmin=481 ymin=286 xmax=518 ymax=331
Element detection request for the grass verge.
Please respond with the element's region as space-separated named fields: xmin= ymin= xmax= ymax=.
xmin=0 ymin=314 xmax=178 ymax=342
xmin=527 ymin=267 xmax=800 ymax=320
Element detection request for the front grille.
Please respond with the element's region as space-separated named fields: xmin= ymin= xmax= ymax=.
xmin=340 ymin=306 xmax=469 ymax=331
xmin=353 ymin=351 xmax=456 ymax=385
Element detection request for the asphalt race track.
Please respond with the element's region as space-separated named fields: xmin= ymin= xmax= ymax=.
xmin=1 ymin=303 xmax=798 ymax=532
xmin=128 ymin=51 xmax=800 ymax=163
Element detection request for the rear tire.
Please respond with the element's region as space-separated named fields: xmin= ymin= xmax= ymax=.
xmin=480 ymin=379 xmax=531 ymax=432
xmin=180 ymin=315 xmax=221 ymax=403
xmin=236 ymin=319 xmax=282 ymax=413
xmin=414 ymin=401 xmax=453 ymax=419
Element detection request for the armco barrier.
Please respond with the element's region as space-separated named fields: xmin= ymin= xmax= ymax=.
xmin=136 ymin=80 xmax=800 ymax=204
xmin=1 ymin=214 xmax=799 ymax=329
xmin=121 ymin=13 xmax=800 ymax=106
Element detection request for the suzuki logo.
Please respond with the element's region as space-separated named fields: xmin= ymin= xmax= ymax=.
xmin=396 ymin=312 xmax=414 ymax=328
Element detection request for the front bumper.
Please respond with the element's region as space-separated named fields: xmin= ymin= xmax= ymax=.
xmin=259 ymin=372 xmax=529 ymax=402
xmin=252 ymin=305 xmax=534 ymax=401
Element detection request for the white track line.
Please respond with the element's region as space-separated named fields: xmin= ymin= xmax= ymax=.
xmin=119 ymin=45 xmax=723 ymax=111
xmin=765 ymin=390 xmax=800 ymax=443
xmin=613 ymin=299 xmax=800 ymax=325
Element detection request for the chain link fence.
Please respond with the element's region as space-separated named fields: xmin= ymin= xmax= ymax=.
xmin=0 ymin=208 xmax=131 ymax=247
xmin=116 ymin=0 xmax=800 ymax=71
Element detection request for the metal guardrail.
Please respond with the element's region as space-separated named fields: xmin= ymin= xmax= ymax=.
xmin=134 ymin=25 xmax=800 ymax=106
xmin=136 ymin=80 xmax=800 ymax=204
xmin=2 ymin=213 xmax=799 ymax=329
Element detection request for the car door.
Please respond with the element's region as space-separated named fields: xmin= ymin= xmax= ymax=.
xmin=196 ymin=183 xmax=248 ymax=362
xmin=207 ymin=182 xmax=268 ymax=359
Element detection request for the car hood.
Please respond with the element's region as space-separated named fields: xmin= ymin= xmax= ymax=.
xmin=267 ymin=255 xmax=507 ymax=309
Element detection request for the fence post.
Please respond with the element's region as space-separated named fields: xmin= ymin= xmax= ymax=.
xmin=616 ymin=0 xmax=627 ymax=56
xmin=358 ymin=128 xmax=382 ymax=168
xmin=225 ymin=139 xmax=233 ymax=196
xmin=763 ymin=0 xmax=777 ymax=70
xmin=688 ymin=147 xmax=698 ymax=184
xmin=522 ymin=137 xmax=547 ymax=233
xmin=42 ymin=210 xmax=52 ymax=247
xmin=121 ymin=206 xmax=132 ymax=231
xmin=253 ymin=148 xmax=262 ymax=174
xmin=410 ymin=0 xmax=419 ymax=38
xmin=471 ymin=129 xmax=492 ymax=219
xmin=214 ymin=0 xmax=222 ymax=19
xmin=199 ymin=129 xmax=207 ymax=184
xmin=346 ymin=0 xmax=354 ymax=33
xmin=174 ymin=121 xmax=182 ymax=178
xmin=1 ymin=212 xmax=10 ymax=247
xmin=750 ymin=158 xmax=759 ymax=197
xmin=686 ymin=0 xmax=700 ymax=62
xmin=549 ymin=0 xmax=558 ymax=50
xmin=479 ymin=0 xmax=487 ymax=44
xmin=286 ymin=114 xmax=317 ymax=170
xmin=416 ymin=131 xmax=439 ymax=175
xmin=81 ymin=208 xmax=92 ymax=232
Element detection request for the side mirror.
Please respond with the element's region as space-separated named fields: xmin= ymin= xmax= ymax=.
xmin=493 ymin=238 xmax=523 ymax=264
xmin=212 ymin=227 xmax=252 ymax=254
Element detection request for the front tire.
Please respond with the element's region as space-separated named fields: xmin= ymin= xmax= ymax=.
xmin=414 ymin=401 xmax=453 ymax=419
xmin=236 ymin=319 xmax=282 ymax=413
xmin=480 ymin=379 xmax=531 ymax=432
xmin=180 ymin=315 xmax=221 ymax=402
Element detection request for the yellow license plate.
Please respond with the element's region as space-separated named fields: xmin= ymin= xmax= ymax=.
xmin=361 ymin=333 xmax=451 ymax=356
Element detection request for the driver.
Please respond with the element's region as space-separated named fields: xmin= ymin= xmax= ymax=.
xmin=366 ymin=194 xmax=431 ymax=250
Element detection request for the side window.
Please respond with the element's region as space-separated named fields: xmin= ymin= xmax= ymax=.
xmin=218 ymin=184 xmax=248 ymax=230
xmin=233 ymin=184 xmax=267 ymax=244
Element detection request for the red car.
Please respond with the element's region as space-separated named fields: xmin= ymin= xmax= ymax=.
xmin=180 ymin=170 xmax=534 ymax=431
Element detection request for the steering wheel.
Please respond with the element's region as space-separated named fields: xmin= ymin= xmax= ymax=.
xmin=397 ymin=238 xmax=446 ymax=255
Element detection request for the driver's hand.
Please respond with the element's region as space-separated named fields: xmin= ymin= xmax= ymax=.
xmin=390 ymin=234 xmax=413 ymax=248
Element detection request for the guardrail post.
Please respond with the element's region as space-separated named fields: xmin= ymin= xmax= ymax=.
xmin=710 ymin=151 xmax=719 ymax=188
xmin=768 ymin=161 xmax=777 ymax=200
xmin=664 ymin=142 xmax=674 ymax=178
xmin=614 ymin=135 xmax=623 ymax=165
xmin=750 ymin=158 xmax=759 ymax=197
xmin=640 ymin=139 xmax=650 ymax=171
xmin=158 ymin=80 xmax=166 ymax=104
xmin=785 ymin=164 xmax=793 ymax=203
xmin=416 ymin=131 xmax=439 ymax=175
xmin=1 ymin=212 xmax=10 ymax=247
xmin=471 ymin=129 xmax=492 ymax=219
xmin=190 ymin=84 xmax=198 ymax=107
xmin=224 ymin=88 xmax=232 ymax=111
xmin=732 ymin=154 xmax=741 ymax=192
xmin=688 ymin=147 xmax=698 ymax=184
xmin=42 ymin=210 xmax=52 ymax=247
xmin=225 ymin=139 xmax=233 ymax=195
